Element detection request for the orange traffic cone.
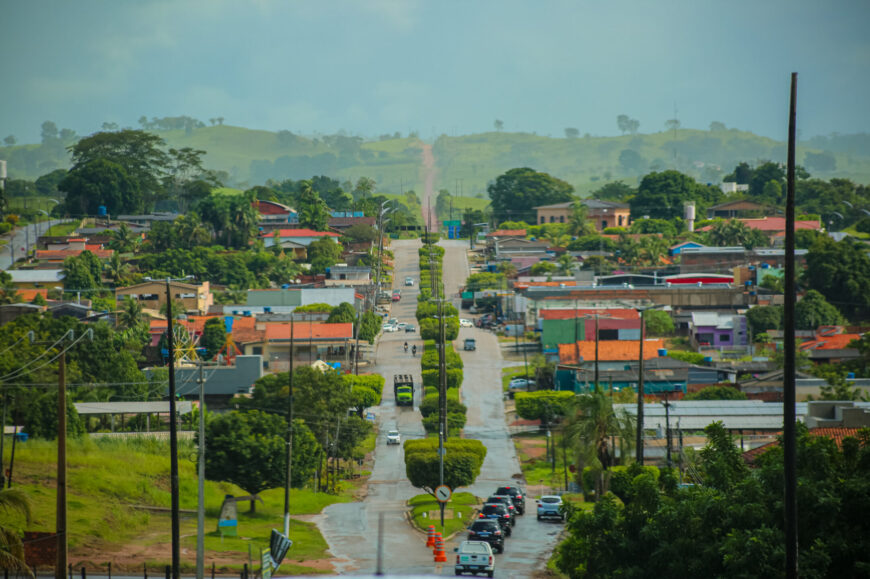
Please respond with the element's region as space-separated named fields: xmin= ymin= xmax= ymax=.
xmin=426 ymin=525 xmax=436 ymax=547
xmin=433 ymin=536 xmax=447 ymax=563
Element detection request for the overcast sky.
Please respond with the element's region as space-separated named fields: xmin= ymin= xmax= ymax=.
xmin=2 ymin=0 xmax=868 ymax=143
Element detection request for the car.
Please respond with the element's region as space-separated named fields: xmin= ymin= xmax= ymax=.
xmin=469 ymin=305 xmax=479 ymax=314
xmin=405 ymin=277 xmax=415 ymax=286
xmin=454 ymin=540 xmax=494 ymax=577
xmin=479 ymin=503 xmax=512 ymax=536
xmin=459 ymin=318 xmax=473 ymax=328
xmin=536 ymin=495 xmax=564 ymax=521
xmin=389 ymin=318 xmax=398 ymax=325
xmin=392 ymin=294 xmax=401 ymax=302
xmin=404 ymin=324 xmax=416 ymax=333
xmin=397 ymin=322 xmax=407 ymax=329
xmin=382 ymin=323 xmax=398 ymax=332
xmin=509 ymin=377 xmax=533 ymax=389
xmin=386 ymin=430 xmax=401 ymax=445
xmin=464 ymin=338 xmax=476 ymax=351
xmin=466 ymin=520 xmax=504 ymax=554
xmin=494 ymin=485 xmax=526 ymax=515
xmin=485 ymin=496 xmax=517 ymax=523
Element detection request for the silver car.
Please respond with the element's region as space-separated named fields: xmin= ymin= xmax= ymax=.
xmin=536 ymin=495 xmax=564 ymax=521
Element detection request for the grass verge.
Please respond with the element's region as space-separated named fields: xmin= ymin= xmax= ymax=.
xmin=408 ymin=491 xmax=479 ymax=537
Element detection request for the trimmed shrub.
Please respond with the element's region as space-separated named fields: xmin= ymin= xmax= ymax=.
xmin=514 ymin=391 xmax=575 ymax=421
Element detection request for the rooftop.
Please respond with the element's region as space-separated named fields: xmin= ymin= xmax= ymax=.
xmin=540 ymin=308 xmax=639 ymax=320
xmin=262 ymin=228 xmax=341 ymax=238
xmin=558 ymin=338 xmax=665 ymax=364
xmin=487 ymin=229 xmax=527 ymax=238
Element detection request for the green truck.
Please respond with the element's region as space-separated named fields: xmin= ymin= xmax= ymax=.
xmin=394 ymin=374 xmax=415 ymax=406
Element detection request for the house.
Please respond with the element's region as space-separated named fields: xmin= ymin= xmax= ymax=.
xmin=328 ymin=215 xmax=377 ymax=232
xmin=0 ymin=303 xmax=45 ymax=325
xmin=117 ymin=212 xmax=179 ymax=228
xmin=534 ymin=200 xmax=630 ymax=230
xmin=245 ymin=287 xmax=364 ymax=313
xmin=558 ymin=338 xmax=665 ymax=367
xmin=706 ymin=199 xmax=774 ymax=219
xmin=116 ymin=280 xmax=214 ymax=314
xmin=539 ymin=308 xmax=640 ymax=351
xmin=798 ymin=327 xmax=862 ymax=365
xmin=669 ymin=241 xmax=707 ymax=256
xmin=260 ymin=228 xmax=341 ymax=248
xmin=485 ymin=229 xmax=527 ymax=253
xmin=239 ymin=322 xmax=356 ymax=371
xmin=563 ymin=355 xmax=733 ymax=395
xmin=493 ymin=238 xmax=550 ymax=259
xmin=34 ymin=240 xmax=114 ymax=264
xmin=325 ymin=265 xmax=371 ymax=287
xmin=690 ymin=312 xmax=748 ymax=349
xmin=7 ymin=269 xmax=65 ymax=289
xmin=254 ymin=199 xmax=297 ymax=223
xmin=696 ymin=216 xmax=821 ymax=240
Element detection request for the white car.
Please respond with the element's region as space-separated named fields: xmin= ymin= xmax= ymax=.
xmin=404 ymin=277 xmax=414 ymax=286
xmin=536 ymin=495 xmax=564 ymax=521
xmin=509 ymin=377 xmax=534 ymax=389
xmin=454 ymin=540 xmax=495 ymax=577
xmin=459 ymin=318 xmax=473 ymax=328
xmin=397 ymin=322 xmax=407 ymax=329
xmin=386 ymin=430 xmax=401 ymax=445
xmin=382 ymin=323 xmax=398 ymax=332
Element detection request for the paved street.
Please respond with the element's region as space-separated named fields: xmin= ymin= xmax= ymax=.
xmin=0 ymin=219 xmax=65 ymax=271
xmin=316 ymin=239 xmax=563 ymax=576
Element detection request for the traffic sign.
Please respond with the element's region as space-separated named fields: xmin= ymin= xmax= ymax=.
xmin=435 ymin=485 xmax=452 ymax=503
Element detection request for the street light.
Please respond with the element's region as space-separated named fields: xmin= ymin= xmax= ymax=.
xmin=633 ymin=303 xmax=666 ymax=465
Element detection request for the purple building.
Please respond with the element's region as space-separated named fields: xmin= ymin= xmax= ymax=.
xmin=690 ymin=312 xmax=748 ymax=349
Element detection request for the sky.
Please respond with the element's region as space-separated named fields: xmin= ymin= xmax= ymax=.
xmin=1 ymin=0 xmax=869 ymax=144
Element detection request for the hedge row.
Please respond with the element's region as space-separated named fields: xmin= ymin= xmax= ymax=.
xmin=514 ymin=390 xmax=576 ymax=421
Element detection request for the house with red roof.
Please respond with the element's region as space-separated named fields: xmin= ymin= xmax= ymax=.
xmin=697 ymin=216 xmax=821 ymax=239
xmin=558 ymin=338 xmax=664 ymax=366
xmin=238 ymin=321 xmax=355 ymax=372
xmin=260 ymin=228 xmax=341 ymax=251
xmin=540 ymin=308 xmax=641 ymax=350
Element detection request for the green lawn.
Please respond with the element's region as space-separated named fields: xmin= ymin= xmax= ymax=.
xmin=408 ymin=491 xmax=479 ymax=537
xmin=5 ymin=437 xmax=351 ymax=573
xmin=502 ymin=366 xmax=531 ymax=391
xmin=45 ymin=221 xmax=80 ymax=236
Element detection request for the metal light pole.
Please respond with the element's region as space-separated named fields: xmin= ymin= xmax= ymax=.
xmin=196 ymin=361 xmax=205 ymax=579
xmin=283 ymin=316 xmax=295 ymax=537
xmin=634 ymin=304 xmax=665 ymax=465
xmin=165 ymin=279 xmax=181 ymax=579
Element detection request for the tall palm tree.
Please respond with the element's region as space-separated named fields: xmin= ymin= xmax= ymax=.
xmin=109 ymin=223 xmax=139 ymax=254
xmin=567 ymin=201 xmax=595 ymax=237
xmin=563 ymin=391 xmax=635 ymax=499
xmin=117 ymin=296 xmax=143 ymax=330
xmin=105 ymin=253 xmax=132 ymax=286
xmin=175 ymin=212 xmax=212 ymax=249
xmin=557 ymin=254 xmax=577 ymax=275
xmin=0 ymin=488 xmax=33 ymax=576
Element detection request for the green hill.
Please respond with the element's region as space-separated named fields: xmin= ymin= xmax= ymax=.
xmin=2 ymin=125 xmax=869 ymax=199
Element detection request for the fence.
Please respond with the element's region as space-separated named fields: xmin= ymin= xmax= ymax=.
xmin=29 ymin=562 xmax=252 ymax=579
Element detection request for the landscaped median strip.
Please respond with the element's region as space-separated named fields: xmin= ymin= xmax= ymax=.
xmin=407 ymin=491 xmax=480 ymax=539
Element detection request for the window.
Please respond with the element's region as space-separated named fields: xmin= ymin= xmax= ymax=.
xmin=618 ymin=215 xmax=624 ymax=226
xmin=252 ymin=346 xmax=263 ymax=355
xmin=540 ymin=216 xmax=545 ymax=224
xmin=559 ymin=215 xmax=565 ymax=223
xmin=550 ymin=216 xmax=556 ymax=223
xmin=719 ymin=334 xmax=731 ymax=343
xmin=601 ymin=220 xmax=607 ymax=230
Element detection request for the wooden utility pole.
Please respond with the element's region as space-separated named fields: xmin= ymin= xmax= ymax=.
xmin=55 ymin=353 xmax=67 ymax=579
xmin=165 ymin=281 xmax=180 ymax=579
xmin=783 ymin=71 xmax=799 ymax=579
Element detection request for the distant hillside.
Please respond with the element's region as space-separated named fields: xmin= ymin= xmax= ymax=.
xmin=2 ymin=126 xmax=869 ymax=198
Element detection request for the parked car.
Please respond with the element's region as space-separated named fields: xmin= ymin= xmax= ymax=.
xmin=494 ymin=485 xmax=526 ymax=515
xmin=459 ymin=318 xmax=473 ymax=328
xmin=404 ymin=276 xmax=415 ymax=286
xmin=397 ymin=322 xmax=407 ymax=329
xmin=454 ymin=540 xmax=495 ymax=577
xmin=536 ymin=495 xmax=564 ymax=521
xmin=485 ymin=496 xmax=517 ymax=523
xmin=404 ymin=324 xmax=416 ymax=333
xmin=391 ymin=293 xmax=401 ymax=302
xmin=509 ymin=377 xmax=533 ymax=389
xmin=382 ymin=323 xmax=398 ymax=332
xmin=464 ymin=338 xmax=477 ymax=351
xmin=466 ymin=519 xmax=504 ymax=553
xmin=386 ymin=430 xmax=401 ymax=445
xmin=479 ymin=503 xmax=512 ymax=535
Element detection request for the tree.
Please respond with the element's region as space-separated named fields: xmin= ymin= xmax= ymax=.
xmin=664 ymin=119 xmax=681 ymax=131
xmin=488 ymin=167 xmax=575 ymax=224
xmin=591 ymin=181 xmax=635 ymax=202
xmin=567 ymin=201 xmax=596 ymax=237
xmin=563 ymin=391 xmax=635 ymax=498
xmin=2 ymin=135 xmax=15 ymax=146
xmin=803 ymin=236 xmax=870 ymax=320
xmin=618 ymin=149 xmax=644 ymax=174
xmin=201 ymin=317 xmax=227 ymax=359
xmin=557 ymin=254 xmax=577 ymax=275
xmin=709 ymin=121 xmax=727 ymax=132
xmin=514 ymin=391 xmax=575 ymax=423
xmin=629 ymin=218 xmax=677 ymax=237
xmin=685 ymin=385 xmax=747 ymax=400
xmin=804 ymin=151 xmax=836 ymax=173
xmin=203 ymin=411 xmax=318 ymax=511
xmin=643 ymin=309 xmax=674 ymax=336
xmin=63 ymin=251 xmax=103 ymax=291
xmin=41 ymin=121 xmax=59 ymax=143
xmin=616 ymin=115 xmax=630 ymax=135
xmin=0 ymin=488 xmax=32 ymax=574
xmin=565 ymin=128 xmax=580 ymax=139
xmin=530 ymin=261 xmax=558 ymax=276
xmin=494 ymin=119 xmax=504 ymax=132
xmin=342 ymin=224 xmax=377 ymax=244
xmin=307 ymin=237 xmax=343 ymax=274
xmin=705 ymin=219 xmax=768 ymax=249
xmin=65 ymin=130 xmax=169 ymax=210
xmin=23 ymin=390 xmax=85 ymax=439
xmin=35 ymin=168 xmax=67 ymax=196
xmin=404 ymin=438 xmax=487 ymax=495
xmin=794 ymin=289 xmax=845 ymax=330
xmin=630 ymin=170 xmax=722 ymax=221
xmin=117 ymin=296 xmax=143 ymax=331
xmin=327 ymin=302 xmax=356 ymax=324
xmin=59 ymin=159 xmax=142 ymax=216
xmin=745 ymin=305 xmax=783 ymax=338
xmin=296 ymin=181 xmax=330 ymax=231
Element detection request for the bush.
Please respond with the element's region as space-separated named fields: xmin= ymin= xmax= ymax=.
xmin=420 ymin=317 xmax=460 ymax=342
xmin=421 ymin=344 xmax=463 ymax=370
xmin=343 ymin=373 xmax=385 ymax=396
xmin=596 ymin=464 xmax=661 ymax=500
xmin=667 ymin=351 xmax=706 ymax=365
xmin=420 ymin=393 xmax=466 ymax=418
xmin=421 ymin=411 xmax=469 ymax=433
xmin=421 ymin=368 xmax=463 ymax=390
xmin=0 ymin=222 xmax=12 ymax=235
xmin=514 ymin=391 xmax=575 ymax=421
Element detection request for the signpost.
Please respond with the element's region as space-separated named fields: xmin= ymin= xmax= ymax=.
xmin=435 ymin=485 xmax=452 ymax=503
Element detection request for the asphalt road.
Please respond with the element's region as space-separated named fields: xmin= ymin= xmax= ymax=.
xmin=0 ymin=219 xmax=65 ymax=270
xmin=316 ymin=240 xmax=564 ymax=577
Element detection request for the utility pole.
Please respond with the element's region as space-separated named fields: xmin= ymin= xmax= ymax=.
xmin=663 ymin=391 xmax=672 ymax=469
xmin=283 ymin=317 xmax=295 ymax=537
xmin=594 ymin=313 xmax=600 ymax=393
xmin=165 ymin=280 xmax=181 ymax=579
xmin=55 ymin=352 xmax=67 ymax=579
xmin=0 ymin=394 xmax=7 ymax=488
xmin=636 ymin=309 xmax=647 ymax=465
xmin=783 ymin=71 xmax=799 ymax=579
xmin=196 ymin=361 xmax=205 ymax=579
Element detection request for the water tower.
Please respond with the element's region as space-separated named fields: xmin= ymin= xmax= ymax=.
xmin=684 ymin=202 xmax=696 ymax=232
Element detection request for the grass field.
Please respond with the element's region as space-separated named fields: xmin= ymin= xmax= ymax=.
xmin=45 ymin=221 xmax=79 ymax=236
xmin=3 ymin=437 xmax=352 ymax=573
xmin=408 ymin=491 xmax=479 ymax=537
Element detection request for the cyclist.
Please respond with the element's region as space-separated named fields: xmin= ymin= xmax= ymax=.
xmin=404 ymin=342 xmax=408 ymax=353
xmin=411 ymin=344 xmax=417 ymax=356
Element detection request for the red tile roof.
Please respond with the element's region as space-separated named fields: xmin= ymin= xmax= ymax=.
xmin=513 ymin=281 xmax=578 ymax=289
xmin=745 ymin=427 xmax=864 ymax=465
xmin=540 ymin=308 xmax=639 ymax=320
xmin=558 ymin=339 xmax=664 ymax=364
xmin=35 ymin=249 xmax=114 ymax=260
xmin=799 ymin=334 xmax=861 ymax=351
xmin=487 ymin=229 xmax=527 ymax=237
xmin=262 ymin=322 xmax=353 ymax=341
xmin=261 ymin=229 xmax=340 ymax=238
xmin=18 ymin=289 xmax=48 ymax=301
xmin=697 ymin=216 xmax=821 ymax=233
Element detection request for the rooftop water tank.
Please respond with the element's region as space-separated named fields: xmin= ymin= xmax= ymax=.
xmin=658 ymin=349 xmax=668 ymax=357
